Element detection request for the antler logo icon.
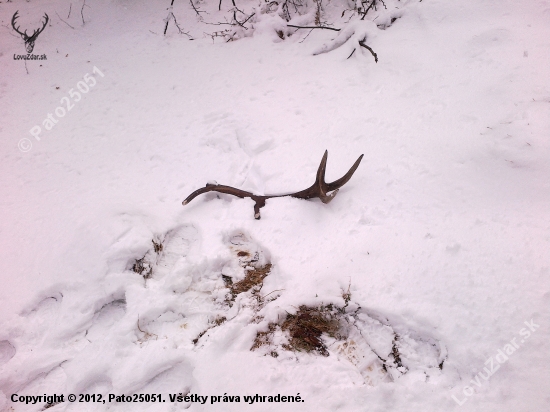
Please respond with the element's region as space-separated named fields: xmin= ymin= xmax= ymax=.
xmin=11 ymin=11 xmax=49 ymax=54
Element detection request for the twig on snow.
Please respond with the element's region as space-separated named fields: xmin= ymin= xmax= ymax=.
xmin=233 ymin=11 xmax=255 ymax=28
xmin=360 ymin=0 xmax=386 ymax=21
xmin=164 ymin=0 xmax=176 ymax=35
xmin=189 ymin=0 xmax=205 ymax=17
xmin=359 ymin=38 xmax=378 ymax=62
xmin=287 ymin=24 xmax=340 ymax=32
xmin=81 ymin=0 xmax=89 ymax=25
xmin=298 ymin=28 xmax=315 ymax=43
xmin=56 ymin=11 xmax=75 ymax=29
xmin=164 ymin=0 xmax=192 ymax=37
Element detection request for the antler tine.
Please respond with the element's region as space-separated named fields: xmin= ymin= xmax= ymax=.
xmin=315 ymin=150 xmax=329 ymax=185
xmin=326 ymin=153 xmax=364 ymax=192
xmin=11 ymin=11 xmax=24 ymax=36
xmin=37 ymin=13 xmax=49 ymax=35
xmin=314 ymin=150 xmax=339 ymax=204
xmin=289 ymin=150 xmax=328 ymax=201
xmin=30 ymin=13 xmax=49 ymax=39
xmin=290 ymin=150 xmax=362 ymax=204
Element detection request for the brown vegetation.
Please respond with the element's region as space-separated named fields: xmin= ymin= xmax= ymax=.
xmin=253 ymin=304 xmax=347 ymax=357
xmin=224 ymin=263 xmax=273 ymax=300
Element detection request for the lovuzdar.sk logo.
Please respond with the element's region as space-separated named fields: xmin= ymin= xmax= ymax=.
xmin=12 ymin=10 xmax=49 ymax=60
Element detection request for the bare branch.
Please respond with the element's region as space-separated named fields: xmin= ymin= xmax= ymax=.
xmin=240 ymin=12 xmax=255 ymax=25
xmin=298 ymin=28 xmax=315 ymax=43
xmin=203 ymin=19 xmax=235 ymax=27
xmin=359 ymin=38 xmax=378 ymax=62
xmin=56 ymin=11 xmax=75 ymax=29
xmin=232 ymin=11 xmax=255 ymax=29
xmin=189 ymin=0 xmax=205 ymax=17
xmin=287 ymin=24 xmax=340 ymax=32
xmin=164 ymin=0 xmax=192 ymax=37
xmin=81 ymin=0 xmax=88 ymax=26
xmin=164 ymin=0 xmax=176 ymax=35
xmin=172 ymin=13 xmax=193 ymax=37
xmin=360 ymin=0 xmax=386 ymax=21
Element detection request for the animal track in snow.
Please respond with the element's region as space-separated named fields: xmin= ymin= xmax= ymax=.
xmin=131 ymin=225 xmax=198 ymax=281
xmin=334 ymin=310 xmax=446 ymax=385
xmin=0 ymin=340 xmax=16 ymax=366
xmin=86 ymin=297 xmax=127 ymax=342
xmin=252 ymin=305 xmax=446 ymax=387
xmin=128 ymin=227 xmax=446 ymax=388
xmin=0 ymin=223 xmax=448 ymax=412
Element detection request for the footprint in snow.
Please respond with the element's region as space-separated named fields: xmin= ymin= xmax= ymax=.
xmin=0 ymin=340 xmax=16 ymax=366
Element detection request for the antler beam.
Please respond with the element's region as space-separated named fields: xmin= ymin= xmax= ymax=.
xmin=183 ymin=150 xmax=363 ymax=219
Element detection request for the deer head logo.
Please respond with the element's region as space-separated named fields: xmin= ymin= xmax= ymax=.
xmin=11 ymin=11 xmax=49 ymax=54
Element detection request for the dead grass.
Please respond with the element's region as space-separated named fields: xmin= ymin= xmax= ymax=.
xmin=251 ymin=323 xmax=277 ymax=351
xmin=253 ymin=305 xmax=346 ymax=357
xmin=132 ymin=257 xmax=152 ymax=279
xmin=390 ymin=337 xmax=404 ymax=369
xmin=192 ymin=316 xmax=226 ymax=345
xmin=137 ymin=316 xmax=158 ymax=345
xmin=132 ymin=238 xmax=163 ymax=279
xmin=224 ymin=263 xmax=272 ymax=300
xmin=282 ymin=305 xmax=345 ymax=356
xmin=152 ymin=239 xmax=163 ymax=253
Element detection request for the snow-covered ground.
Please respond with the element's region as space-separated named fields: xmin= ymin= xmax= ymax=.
xmin=1 ymin=0 xmax=549 ymax=410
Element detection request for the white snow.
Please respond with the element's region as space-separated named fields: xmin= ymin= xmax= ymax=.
xmin=1 ymin=0 xmax=549 ymax=411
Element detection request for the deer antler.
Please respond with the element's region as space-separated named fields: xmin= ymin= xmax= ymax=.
xmin=183 ymin=150 xmax=363 ymax=219
xmin=11 ymin=11 xmax=25 ymax=37
xmin=34 ymin=13 xmax=49 ymax=37
xmin=11 ymin=11 xmax=49 ymax=54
